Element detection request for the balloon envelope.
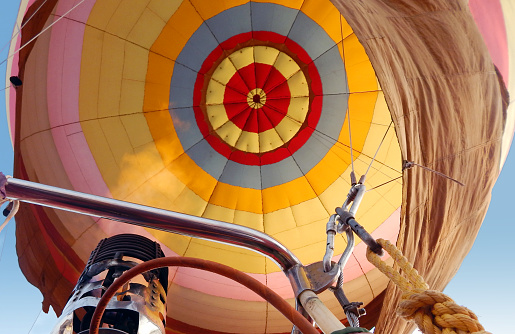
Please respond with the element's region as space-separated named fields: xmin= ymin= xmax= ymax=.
xmin=5 ymin=0 xmax=513 ymax=333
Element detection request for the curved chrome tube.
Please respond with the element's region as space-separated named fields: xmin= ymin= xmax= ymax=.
xmin=2 ymin=175 xmax=302 ymax=271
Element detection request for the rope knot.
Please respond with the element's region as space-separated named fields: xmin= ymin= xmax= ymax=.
xmin=397 ymin=290 xmax=487 ymax=333
xmin=366 ymin=239 xmax=491 ymax=334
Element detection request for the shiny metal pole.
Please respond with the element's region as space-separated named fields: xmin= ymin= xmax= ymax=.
xmin=1 ymin=174 xmax=301 ymax=271
xmin=1 ymin=174 xmax=345 ymax=333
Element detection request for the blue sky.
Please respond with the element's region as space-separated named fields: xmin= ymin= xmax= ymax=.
xmin=0 ymin=2 xmax=513 ymax=334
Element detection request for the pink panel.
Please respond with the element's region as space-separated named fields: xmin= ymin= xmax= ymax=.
xmin=8 ymin=37 xmax=21 ymax=143
xmin=46 ymin=0 xmax=110 ymax=197
xmin=171 ymin=209 xmax=400 ymax=301
xmin=469 ymin=0 xmax=509 ymax=86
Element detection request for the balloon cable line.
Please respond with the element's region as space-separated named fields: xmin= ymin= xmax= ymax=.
xmin=0 ymin=0 xmax=50 ymax=57
xmin=0 ymin=0 xmax=86 ymax=68
xmin=347 ymin=107 xmax=355 ymax=176
xmin=403 ymin=161 xmax=465 ymax=186
xmin=339 ymin=13 xmax=356 ymax=178
xmin=26 ymin=309 xmax=42 ymax=334
xmin=366 ymin=176 xmax=402 ymax=192
xmin=0 ymin=200 xmax=19 ymax=235
xmin=364 ymin=120 xmax=393 ymax=179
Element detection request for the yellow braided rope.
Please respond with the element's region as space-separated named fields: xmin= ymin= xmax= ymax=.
xmin=366 ymin=239 xmax=491 ymax=334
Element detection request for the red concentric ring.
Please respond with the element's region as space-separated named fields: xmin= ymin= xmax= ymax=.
xmin=193 ymin=31 xmax=322 ymax=166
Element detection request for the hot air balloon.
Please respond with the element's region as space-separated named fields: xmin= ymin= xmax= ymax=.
xmin=2 ymin=0 xmax=514 ymax=333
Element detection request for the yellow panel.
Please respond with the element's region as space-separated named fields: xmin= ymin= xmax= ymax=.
xmin=235 ymin=130 xmax=260 ymax=153
xmin=203 ymin=203 xmax=236 ymax=223
xmin=361 ymin=127 xmax=398 ymax=171
xmin=146 ymin=53 xmax=174 ymax=86
xmin=123 ymin=43 xmax=149 ymax=81
xmin=253 ymin=45 xmax=280 ymax=65
xmin=206 ymin=104 xmax=230 ymax=129
xmin=105 ymin=0 xmax=150 ymax=39
xmin=148 ymin=0 xmax=182 ymax=23
xmin=262 ymin=177 xmax=317 ymax=213
xmin=167 ymin=153 xmax=217 ymax=202
xmin=318 ymin=175 xmax=352 ymax=213
xmin=120 ymin=113 xmax=153 ymax=148
xmin=273 ymin=116 xmax=301 ymax=143
xmin=143 ymin=53 xmax=174 ymax=112
xmin=98 ymin=34 xmax=124 ymax=118
xmin=339 ymin=15 xmax=354 ymax=40
xmin=151 ymin=1 xmax=203 ymax=61
xmin=209 ymin=182 xmax=263 ymax=214
xmin=301 ymin=0 xmax=343 ymax=43
xmin=259 ymin=128 xmax=284 ymax=152
xmin=211 ymin=57 xmax=238 ymax=85
xmin=233 ymin=209 xmax=264 ymax=232
xmin=228 ymin=46 xmax=254 ymax=69
xmin=149 ymin=230 xmax=191 ymax=256
xmin=127 ymin=9 xmax=165 ymax=50
xmin=87 ymin=0 xmax=120 ymax=30
xmin=273 ymin=52 xmax=299 ymax=79
xmin=338 ymin=92 xmax=378 ymax=146
xmin=145 ymin=168 xmax=187 ymax=204
xmin=205 ymin=79 xmax=226 ymax=105
xmin=343 ymin=34 xmax=378 ymax=93
xmin=287 ymin=96 xmax=309 ymax=122
xmin=305 ymin=149 xmax=348 ymax=196
xmin=124 ymin=175 xmax=177 ymax=209
xmin=188 ymin=0 xmax=248 ymax=20
xmin=120 ymin=80 xmax=145 ymax=116
xmin=80 ymin=26 xmax=103 ymax=121
xmin=145 ymin=109 xmax=175 ymax=142
xmin=98 ymin=117 xmax=133 ymax=166
xmin=154 ymin=134 xmax=183 ymax=169
xmin=263 ymin=207 xmax=297 ymax=236
xmin=184 ymin=238 xmax=265 ymax=273
xmin=273 ymin=220 xmax=326 ymax=254
xmin=292 ymin=240 xmax=328 ymax=265
xmin=81 ymin=120 xmax=123 ymax=193
xmin=286 ymin=71 xmax=309 ymax=97
xmin=214 ymin=121 xmax=241 ymax=147
xmin=371 ymin=91 xmax=392 ymax=125
xmin=290 ymin=197 xmax=329 ymax=226
xmin=172 ymin=184 xmax=209 ymax=217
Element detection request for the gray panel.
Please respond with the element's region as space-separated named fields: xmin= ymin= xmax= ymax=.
xmin=219 ymin=160 xmax=262 ymax=189
xmin=186 ymin=139 xmax=228 ymax=180
xmin=288 ymin=12 xmax=336 ymax=61
xmin=314 ymin=45 xmax=348 ymax=95
xmin=206 ymin=3 xmax=252 ymax=43
xmin=251 ymin=2 xmax=298 ymax=36
xmin=315 ymin=94 xmax=348 ymax=140
xmin=169 ymin=107 xmax=203 ymax=151
xmin=169 ymin=63 xmax=197 ymax=108
xmin=166 ymin=2 xmax=352 ymax=189
xmin=293 ymin=131 xmax=337 ymax=174
xmin=261 ymin=156 xmax=304 ymax=189
xmin=175 ymin=23 xmax=220 ymax=72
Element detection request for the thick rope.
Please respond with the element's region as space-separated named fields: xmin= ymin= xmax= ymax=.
xmin=366 ymin=239 xmax=491 ymax=334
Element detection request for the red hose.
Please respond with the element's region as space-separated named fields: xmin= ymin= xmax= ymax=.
xmin=89 ymin=257 xmax=319 ymax=334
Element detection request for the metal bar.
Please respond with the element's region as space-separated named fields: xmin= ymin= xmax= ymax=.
xmin=1 ymin=174 xmax=302 ymax=271
xmin=348 ymin=184 xmax=365 ymax=216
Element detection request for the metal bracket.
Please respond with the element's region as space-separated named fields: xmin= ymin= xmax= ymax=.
xmin=287 ymin=261 xmax=340 ymax=297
